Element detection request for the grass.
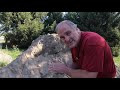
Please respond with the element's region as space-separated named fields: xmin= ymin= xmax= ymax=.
xmin=0 ymin=38 xmax=24 ymax=67
xmin=0 ymin=48 xmax=24 ymax=68
xmin=0 ymin=48 xmax=24 ymax=60
xmin=114 ymin=55 xmax=120 ymax=67
xmin=0 ymin=61 xmax=8 ymax=68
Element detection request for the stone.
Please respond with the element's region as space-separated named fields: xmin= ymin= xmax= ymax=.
xmin=0 ymin=33 xmax=71 ymax=78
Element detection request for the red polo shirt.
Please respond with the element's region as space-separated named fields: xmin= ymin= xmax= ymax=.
xmin=71 ymin=31 xmax=116 ymax=78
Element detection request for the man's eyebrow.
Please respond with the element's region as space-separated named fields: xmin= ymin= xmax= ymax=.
xmin=64 ymin=31 xmax=71 ymax=35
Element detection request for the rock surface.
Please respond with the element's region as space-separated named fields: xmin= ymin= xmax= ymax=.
xmin=0 ymin=34 xmax=72 ymax=78
xmin=0 ymin=33 xmax=119 ymax=78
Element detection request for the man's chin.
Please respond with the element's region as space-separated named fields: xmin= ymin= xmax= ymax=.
xmin=68 ymin=44 xmax=76 ymax=49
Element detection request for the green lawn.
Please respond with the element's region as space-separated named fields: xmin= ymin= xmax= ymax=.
xmin=114 ymin=55 xmax=120 ymax=67
xmin=0 ymin=48 xmax=24 ymax=60
xmin=0 ymin=48 xmax=24 ymax=68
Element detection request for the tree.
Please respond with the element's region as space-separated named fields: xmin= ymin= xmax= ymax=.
xmin=42 ymin=12 xmax=64 ymax=34
xmin=65 ymin=12 xmax=120 ymax=56
xmin=0 ymin=12 xmax=47 ymax=48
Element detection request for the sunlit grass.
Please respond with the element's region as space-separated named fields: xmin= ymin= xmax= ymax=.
xmin=0 ymin=48 xmax=24 ymax=60
xmin=114 ymin=55 xmax=120 ymax=67
xmin=0 ymin=48 xmax=24 ymax=68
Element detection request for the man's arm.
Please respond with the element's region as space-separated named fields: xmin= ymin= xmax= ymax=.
xmin=49 ymin=62 xmax=98 ymax=78
xmin=65 ymin=66 xmax=98 ymax=78
xmin=65 ymin=62 xmax=80 ymax=69
xmin=63 ymin=59 xmax=80 ymax=69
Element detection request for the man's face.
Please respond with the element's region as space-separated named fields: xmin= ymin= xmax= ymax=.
xmin=57 ymin=24 xmax=80 ymax=48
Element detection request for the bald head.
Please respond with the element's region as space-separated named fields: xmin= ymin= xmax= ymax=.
xmin=55 ymin=20 xmax=81 ymax=48
xmin=55 ymin=20 xmax=77 ymax=32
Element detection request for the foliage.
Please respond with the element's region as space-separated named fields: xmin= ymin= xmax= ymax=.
xmin=0 ymin=12 xmax=47 ymax=48
xmin=114 ymin=54 xmax=120 ymax=67
xmin=42 ymin=12 xmax=64 ymax=34
xmin=65 ymin=12 xmax=120 ymax=56
xmin=0 ymin=12 xmax=120 ymax=56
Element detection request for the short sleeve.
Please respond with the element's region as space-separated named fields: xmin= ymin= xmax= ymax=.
xmin=81 ymin=45 xmax=104 ymax=72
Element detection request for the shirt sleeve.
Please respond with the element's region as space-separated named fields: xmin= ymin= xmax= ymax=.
xmin=81 ymin=45 xmax=104 ymax=72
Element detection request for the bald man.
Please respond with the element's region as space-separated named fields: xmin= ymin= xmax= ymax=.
xmin=49 ymin=20 xmax=116 ymax=78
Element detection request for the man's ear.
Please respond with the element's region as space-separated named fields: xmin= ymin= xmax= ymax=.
xmin=76 ymin=28 xmax=80 ymax=31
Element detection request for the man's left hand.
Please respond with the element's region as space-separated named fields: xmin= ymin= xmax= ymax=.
xmin=48 ymin=62 xmax=68 ymax=74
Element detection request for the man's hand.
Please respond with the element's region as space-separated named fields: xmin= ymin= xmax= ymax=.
xmin=48 ymin=62 xmax=70 ymax=74
xmin=48 ymin=62 xmax=98 ymax=78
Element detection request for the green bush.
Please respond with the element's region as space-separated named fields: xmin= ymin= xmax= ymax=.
xmin=112 ymin=47 xmax=120 ymax=57
xmin=64 ymin=12 xmax=120 ymax=56
xmin=0 ymin=12 xmax=47 ymax=49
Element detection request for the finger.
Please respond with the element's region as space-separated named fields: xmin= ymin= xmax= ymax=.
xmin=48 ymin=64 xmax=55 ymax=72
xmin=48 ymin=66 xmax=54 ymax=72
xmin=48 ymin=65 xmax=53 ymax=70
xmin=48 ymin=68 xmax=53 ymax=73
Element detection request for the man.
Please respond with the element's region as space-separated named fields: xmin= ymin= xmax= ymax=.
xmin=48 ymin=20 xmax=116 ymax=78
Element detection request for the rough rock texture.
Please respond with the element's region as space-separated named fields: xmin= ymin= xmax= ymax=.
xmin=0 ymin=33 xmax=119 ymax=78
xmin=115 ymin=65 xmax=120 ymax=78
xmin=0 ymin=34 xmax=72 ymax=78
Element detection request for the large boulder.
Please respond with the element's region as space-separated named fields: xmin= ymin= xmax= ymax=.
xmin=0 ymin=34 xmax=72 ymax=78
xmin=0 ymin=33 xmax=119 ymax=78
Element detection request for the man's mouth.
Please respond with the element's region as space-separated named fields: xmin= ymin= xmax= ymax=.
xmin=68 ymin=39 xmax=73 ymax=45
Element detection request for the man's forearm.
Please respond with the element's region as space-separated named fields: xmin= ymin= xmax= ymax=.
xmin=49 ymin=62 xmax=98 ymax=78
xmin=64 ymin=67 xmax=87 ymax=78
xmin=64 ymin=66 xmax=97 ymax=78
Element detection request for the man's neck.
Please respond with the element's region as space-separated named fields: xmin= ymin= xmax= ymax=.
xmin=75 ymin=31 xmax=82 ymax=48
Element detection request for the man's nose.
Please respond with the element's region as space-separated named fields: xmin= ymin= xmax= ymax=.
xmin=65 ymin=36 xmax=69 ymax=42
